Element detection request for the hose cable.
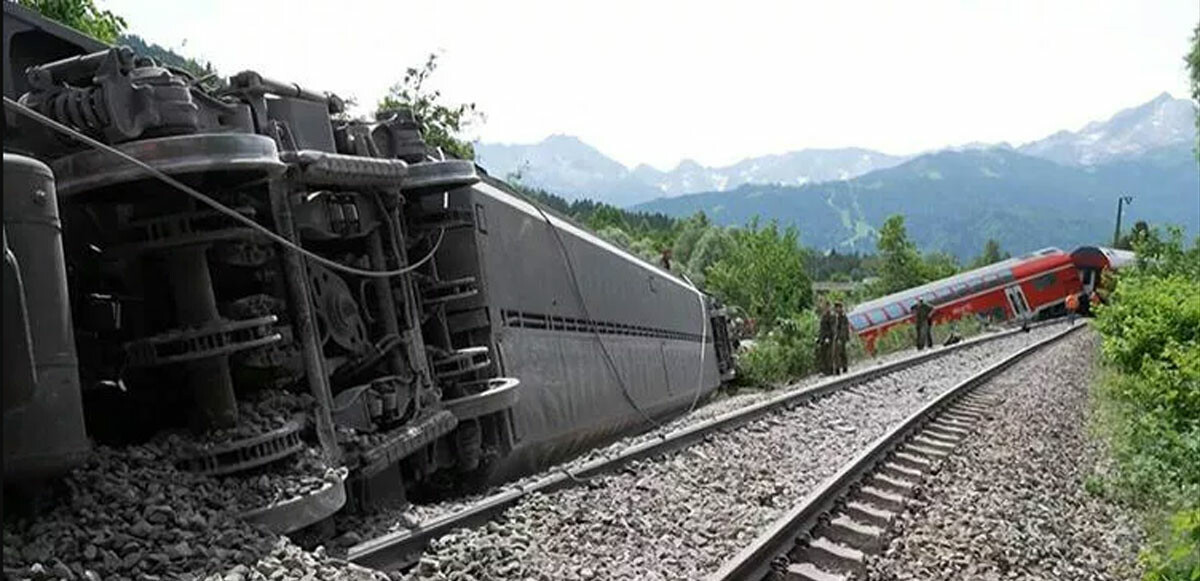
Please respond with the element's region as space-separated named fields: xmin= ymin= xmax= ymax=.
xmin=508 ymin=188 xmax=712 ymax=430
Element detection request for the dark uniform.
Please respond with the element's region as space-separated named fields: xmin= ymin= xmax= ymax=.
xmin=817 ymin=307 xmax=835 ymax=375
xmin=913 ymin=298 xmax=934 ymax=350
xmin=833 ymin=303 xmax=850 ymax=374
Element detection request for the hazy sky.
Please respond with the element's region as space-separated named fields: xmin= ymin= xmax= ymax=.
xmin=99 ymin=0 xmax=1196 ymax=170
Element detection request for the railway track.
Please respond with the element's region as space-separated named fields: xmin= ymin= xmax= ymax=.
xmin=708 ymin=321 xmax=1085 ymax=581
xmin=346 ymin=321 xmax=1068 ymax=575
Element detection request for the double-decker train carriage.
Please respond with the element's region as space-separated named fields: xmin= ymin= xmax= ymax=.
xmin=1 ymin=0 xmax=735 ymax=531
xmin=849 ymin=247 xmax=1086 ymax=352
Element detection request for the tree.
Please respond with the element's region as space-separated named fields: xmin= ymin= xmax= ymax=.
xmin=1188 ymin=21 xmax=1200 ymax=161
xmin=1115 ymin=220 xmax=1152 ymax=251
xmin=969 ymin=239 xmax=1010 ymax=269
xmin=377 ymin=52 xmax=482 ymax=160
xmin=873 ymin=215 xmax=924 ymax=295
xmin=115 ymin=34 xmax=226 ymax=90
xmin=681 ymin=226 xmax=733 ymax=285
xmin=670 ymin=211 xmax=711 ymax=268
xmin=921 ymin=251 xmax=960 ymax=281
xmin=585 ymin=205 xmax=627 ymax=232
xmin=705 ymin=218 xmax=812 ymax=330
xmin=17 ymin=0 xmax=126 ymax=42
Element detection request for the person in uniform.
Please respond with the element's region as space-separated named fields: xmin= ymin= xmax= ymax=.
xmin=925 ymin=303 xmax=937 ymax=348
xmin=913 ymin=297 xmax=933 ymax=350
xmin=817 ymin=302 xmax=834 ymax=375
xmin=833 ymin=302 xmax=851 ymax=375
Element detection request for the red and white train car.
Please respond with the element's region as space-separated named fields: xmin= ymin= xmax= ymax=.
xmin=848 ymin=247 xmax=1084 ymax=353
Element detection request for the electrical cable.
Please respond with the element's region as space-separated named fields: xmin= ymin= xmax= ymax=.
xmin=510 ymin=192 xmax=661 ymax=428
xmin=511 ymin=189 xmax=714 ymax=430
xmin=680 ymin=273 xmax=709 ymax=417
xmin=2 ymin=95 xmax=444 ymax=279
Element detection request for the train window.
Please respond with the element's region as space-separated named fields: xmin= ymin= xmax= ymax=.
xmin=971 ymin=277 xmax=985 ymax=291
xmin=850 ymin=314 xmax=869 ymax=330
xmin=902 ymin=297 xmax=917 ymax=311
xmin=884 ymin=304 xmax=903 ymax=318
xmin=997 ymin=270 xmax=1015 ymax=283
xmin=867 ymin=309 xmax=887 ymax=324
xmin=1032 ymin=272 xmax=1056 ymax=291
xmin=953 ymin=283 xmax=968 ymax=296
xmin=934 ymin=287 xmax=951 ymax=298
xmin=921 ymin=292 xmax=936 ymax=304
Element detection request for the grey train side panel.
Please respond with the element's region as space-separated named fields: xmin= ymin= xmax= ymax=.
xmin=437 ymin=179 xmax=721 ymax=479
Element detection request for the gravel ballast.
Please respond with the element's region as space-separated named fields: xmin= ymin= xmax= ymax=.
xmin=339 ymin=326 xmax=1032 ymax=544
xmin=865 ymin=327 xmax=1143 ymax=580
xmin=396 ymin=324 xmax=1066 ymax=580
xmin=3 ymin=439 xmax=384 ymax=581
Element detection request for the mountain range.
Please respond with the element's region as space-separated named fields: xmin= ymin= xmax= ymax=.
xmin=475 ymin=92 xmax=1196 ymax=206
xmin=474 ymin=93 xmax=1198 ymax=260
xmin=633 ymin=142 xmax=1198 ymax=260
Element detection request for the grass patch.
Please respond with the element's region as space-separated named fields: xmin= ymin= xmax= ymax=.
xmin=734 ymin=312 xmax=990 ymax=391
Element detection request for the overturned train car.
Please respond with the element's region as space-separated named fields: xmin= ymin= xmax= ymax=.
xmin=1 ymin=1 xmax=735 ymax=529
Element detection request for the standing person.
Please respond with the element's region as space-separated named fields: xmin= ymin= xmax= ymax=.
xmin=833 ymin=302 xmax=851 ymax=375
xmin=913 ymin=297 xmax=933 ymax=351
xmin=924 ymin=304 xmax=936 ymax=349
xmin=1065 ymin=292 xmax=1079 ymax=326
xmin=817 ymin=302 xmax=834 ymax=375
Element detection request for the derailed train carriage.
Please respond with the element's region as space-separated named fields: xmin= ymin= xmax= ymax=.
xmin=846 ymin=245 xmax=1133 ymax=353
xmin=1 ymin=1 xmax=735 ymax=530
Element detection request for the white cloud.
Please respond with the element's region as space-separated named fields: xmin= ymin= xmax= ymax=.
xmin=100 ymin=0 xmax=1196 ymax=170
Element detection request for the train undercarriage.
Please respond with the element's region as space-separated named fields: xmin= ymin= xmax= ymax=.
xmin=2 ymin=2 xmax=735 ymax=538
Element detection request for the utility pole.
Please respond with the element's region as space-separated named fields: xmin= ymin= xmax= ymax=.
xmin=1112 ymin=195 xmax=1134 ymax=247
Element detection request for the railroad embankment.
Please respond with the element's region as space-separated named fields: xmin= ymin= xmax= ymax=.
xmin=1088 ymin=232 xmax=1199 ymax=580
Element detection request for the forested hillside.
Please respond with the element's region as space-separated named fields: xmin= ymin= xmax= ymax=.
xmin=634 ymin=144 xmax=1199 ymax=260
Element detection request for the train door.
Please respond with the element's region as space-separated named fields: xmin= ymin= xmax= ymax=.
xmin=1079 ymin=268 xmax=1097 ymax=294
xmin=1003 ymin=285 xmax=1031 ymax=321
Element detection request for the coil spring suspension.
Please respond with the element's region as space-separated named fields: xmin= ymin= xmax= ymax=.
xmin=26 ymin=86 xmax=111 ymax=137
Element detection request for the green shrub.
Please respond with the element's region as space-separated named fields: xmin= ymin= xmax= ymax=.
xmin=735 ymin=312 xmax=819 ymax=386
xmin=1141 ymin=507 xmax=1200 ymax=581
xmin=1093 ymin=274 xmax=1200 ymax=378
xmin=737 ymin=311 xmax=990 ymax=388
xmin=1090 ymin=227 xmax=1200 ymax=580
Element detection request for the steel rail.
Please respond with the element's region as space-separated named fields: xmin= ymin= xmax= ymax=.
xmin=707 ymin=321 xmax=1084 ymax=581
xmin=348 ymin=320 xmax=1064 ymax=572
